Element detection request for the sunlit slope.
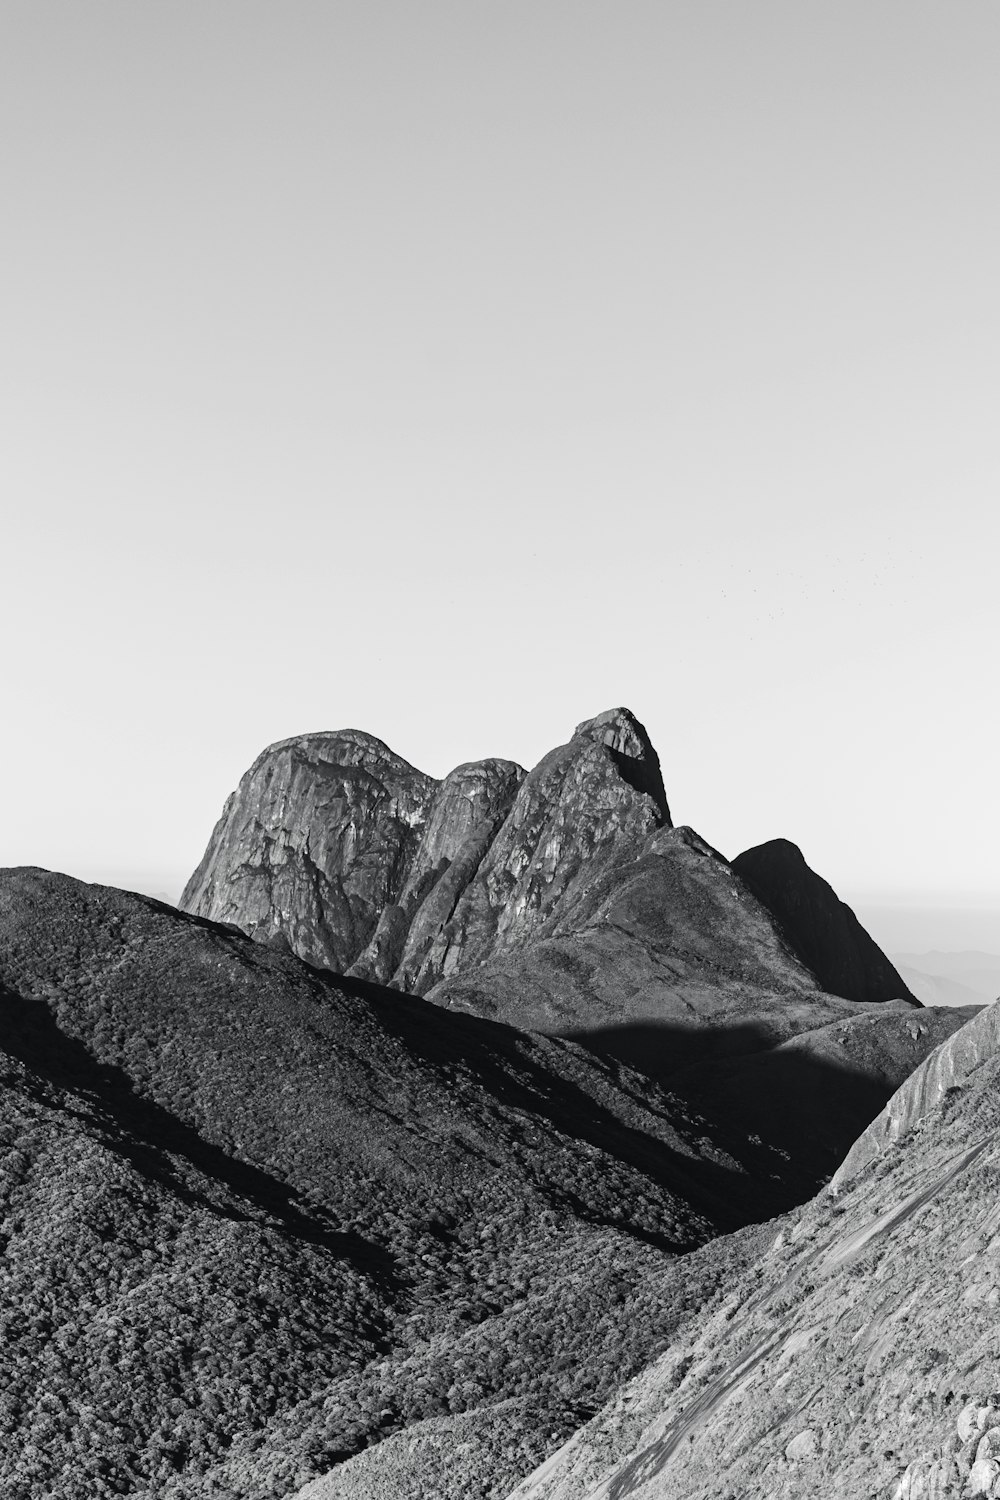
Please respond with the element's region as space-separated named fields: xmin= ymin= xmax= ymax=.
xmin=506 ymin=999 xmax=1000 ymax=1500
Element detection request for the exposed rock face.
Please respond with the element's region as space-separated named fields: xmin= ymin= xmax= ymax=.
xmin=347 ymin=755 xmax=525 ymax=985
xmin=503 ymin=999 xmax=1000 ymax=1500
xmin=730 ymin=838 xmax=916 ymax=1004
xmin=181 ymin=730 xmax=523 ymax=976
xmin=830 ymin=996 xmax=1000 ymax=1189
xmin=182 ymin=708 xmax=670 ymax=991
xmin=428 ymin=822 xmax=823 ymax=1037
xmin=398 ymin=708 xmax=670 ymax=991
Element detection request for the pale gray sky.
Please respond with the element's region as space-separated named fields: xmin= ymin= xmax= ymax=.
xmin=4 ymin=3 xmax=999 ymax=954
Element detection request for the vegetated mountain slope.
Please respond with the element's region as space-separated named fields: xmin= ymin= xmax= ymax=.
xmin=0 ymin=867 xmax=802 ymax=1500
xmin=288 ymin=1219 xmax=780 ymax=1500
xmin=505 ymin=998 xmax=1000 ymax=1500
xmin=666 ymin=1001 xmax=977 ymax=1194
xmin=730 ymin=838 xmax=914 ymax=1003
xmin=283 ymin=1004 xmax=976 ymax=1500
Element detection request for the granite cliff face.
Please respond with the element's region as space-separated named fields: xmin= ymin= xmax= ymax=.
xmin=389 ymin=707 xmax=670 ymax=992
xmin=181 ymin=730 xmax=523 ymax=976
xmin=504 ymin=998 xmax=1000 ymax=1500
xmin=183 ymin=709 xmax=670 ymax=991
xmin=182 ymin=711 xmax=908 ymax=1034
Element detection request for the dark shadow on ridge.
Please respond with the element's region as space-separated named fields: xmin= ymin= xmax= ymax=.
xmin=335 ymin=974 xmax=829 ymax=1231
xmin=563 ymin=1017 xmax=940 ymax=1198
xmin=0 ymin=982 xmax=398 ymax=1288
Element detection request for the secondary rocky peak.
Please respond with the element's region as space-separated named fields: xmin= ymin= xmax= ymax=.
xmin=348 ymin=756 xmax=524 ymax=987
xmin=180 ymin=729 xmax=442 ymax=972
xmin=396 ymin=709 xmax=671 ymax=990
xmin=731 ymin=837 xmax=916 ymax=1005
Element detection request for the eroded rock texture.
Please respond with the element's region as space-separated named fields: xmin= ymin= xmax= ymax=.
xmin=182 ymin=708 xmax=925 ymax=1109
xmin=504 ymin=998 xmax=1000 ymax=1500
xmin=182 ymin=708 xmax=669 ymax=990
xmin=397 ymin=707 xmax=670 ymax=991
xmin=181 ymin=730 xmax=523 ymax=976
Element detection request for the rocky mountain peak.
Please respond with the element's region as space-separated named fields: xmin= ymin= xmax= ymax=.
xmin=181 ymin=709 xmax=672 ymax=989
xmin=570 ymin=707 xmax=670 ymax=823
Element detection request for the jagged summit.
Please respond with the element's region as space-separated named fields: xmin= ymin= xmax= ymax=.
xmin=181 ymin=707 xmax=669 ymax=989
xmin=181 ymin=714 xmax=918 ymax=1040
xmin=570 ymin=707 xmax=670 ymax=824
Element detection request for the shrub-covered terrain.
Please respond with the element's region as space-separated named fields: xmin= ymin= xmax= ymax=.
xmin=0 ymin=868 xmax=791 ymax=1498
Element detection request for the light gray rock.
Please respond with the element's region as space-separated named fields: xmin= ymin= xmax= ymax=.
xmin=784 ymin=1428 xmax=819 ymax=1461
xmin=967 ymin=1455 xmax=999 ymax=1494
xmin=831 ymin=1001 xmax=1000 ymax=1191
xmin=181 ymin=730 xmax=523 ymax=976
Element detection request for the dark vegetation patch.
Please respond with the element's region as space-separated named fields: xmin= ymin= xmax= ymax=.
xmin=0 ymin=870 xmax=785 ymax=1498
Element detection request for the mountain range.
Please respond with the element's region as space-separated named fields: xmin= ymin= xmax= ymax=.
xmin=893 ymin=950 xmax=1000 ymax=1009
xmin=0 ymin=706 xmax=989 ymax=1498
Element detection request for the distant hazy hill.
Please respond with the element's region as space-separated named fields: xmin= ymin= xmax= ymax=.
xmin=893 ymin=949 xmax=1000 ymax=1008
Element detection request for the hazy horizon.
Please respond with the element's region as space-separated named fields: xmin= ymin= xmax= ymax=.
xmin=5 ymin=3 xmax=999 ymax=943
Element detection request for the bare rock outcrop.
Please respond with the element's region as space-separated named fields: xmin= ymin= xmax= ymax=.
xmin=402 ymin=707 xmax=670 ymax=990
xmin=503 ymin=1018 xmax=1000 ymax=1500
xmin=831 ymin=997 xmax=1000 ymax=1190
xmin=181 ymin=730 xmax=523 ymax=975
xmin=181 ymin=708 xmax=670 ymax=990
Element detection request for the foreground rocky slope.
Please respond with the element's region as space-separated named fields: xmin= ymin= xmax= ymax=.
xmin=0 ymin=867 xmax=808 ymax=1499
xmin=504 ymin=996 xmax=1000 ymax=1500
